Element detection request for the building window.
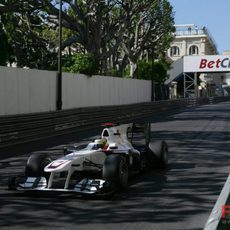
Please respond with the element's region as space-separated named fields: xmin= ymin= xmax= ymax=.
xmin=189 ymin=45 xmax=199 ymax=55
xmin=170 ymin=46 xmax=180 ymax=56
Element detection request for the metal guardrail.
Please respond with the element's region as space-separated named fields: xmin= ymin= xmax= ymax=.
xmin=204 ymin=173 xmax=230 ymax=230
xmin=0 ymin=97 xmax=229 ymax=149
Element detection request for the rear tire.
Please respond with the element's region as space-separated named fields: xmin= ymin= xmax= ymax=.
xmin=25 ymin=153 xmax=52 ymax=179
xmin=159 ymin=141 xmax=168 ymax=168
xmin=103 ymin=154 xmax=128 ymax=189
xmin=146 ymin=141 xmax=168 ymax=169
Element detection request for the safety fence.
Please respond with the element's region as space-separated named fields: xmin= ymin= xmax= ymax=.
xmin=0 ymin=96 xmax=229 ymax=148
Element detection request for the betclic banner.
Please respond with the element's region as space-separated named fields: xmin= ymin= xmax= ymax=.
xmin=183 ymin=55 xmax=230 ymax=73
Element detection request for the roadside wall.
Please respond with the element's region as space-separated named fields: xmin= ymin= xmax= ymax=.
xmin=0 ymin=66 xmax=151 ymax=115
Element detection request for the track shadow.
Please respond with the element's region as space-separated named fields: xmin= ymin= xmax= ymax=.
xmin=1 ymin=102 xmax=230 ymax=229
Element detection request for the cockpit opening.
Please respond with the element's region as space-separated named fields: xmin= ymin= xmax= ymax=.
xmin=102 ymin=129 xmax=109 ymax=137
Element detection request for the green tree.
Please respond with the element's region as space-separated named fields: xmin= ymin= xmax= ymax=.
xmin=0 ymin=1 xmax=59 ymax=69
xmin=0 ymin=23 xmax=12 ymax=65
xmin=120 ymin=0 xmax=175 ymax=78
xmin=63 ymin=53 xmax=98 ymax=75
xmin=0 ymin=0 xmax=174 ymax=76
xmin=137 ymin=60 xmax=169 ymax=83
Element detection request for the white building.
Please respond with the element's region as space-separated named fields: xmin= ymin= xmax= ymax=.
xmin=166 ymin=24 xmax=227 ymax=98
xmin=167 ymin=24 xmax=218 ymax=62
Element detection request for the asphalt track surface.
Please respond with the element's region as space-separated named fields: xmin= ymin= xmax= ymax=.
xmin=1 ymin=102 xmax=230 ymax=230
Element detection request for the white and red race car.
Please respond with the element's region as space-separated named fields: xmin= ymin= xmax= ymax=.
xmin=8 ymin=123 xmax=168 ymax=195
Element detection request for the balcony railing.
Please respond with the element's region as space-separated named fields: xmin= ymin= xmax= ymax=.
xmin=175 ymin=28 xmax=205 ymax=36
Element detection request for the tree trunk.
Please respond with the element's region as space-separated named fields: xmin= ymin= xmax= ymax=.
xmin=129 ymin=60 xmax=137 ymax=78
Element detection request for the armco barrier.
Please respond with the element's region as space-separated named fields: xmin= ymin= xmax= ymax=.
xmin=204 ymin=173 xmax=230 ymax=230
xmin=0 ymin=97 xmax=229 ymax=148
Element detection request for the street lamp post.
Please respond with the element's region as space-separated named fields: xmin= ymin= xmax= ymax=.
xmin=56 ymin=0 xmax=62 ymax=110
xmin=151 ymin=50 xmax=155 ymax=102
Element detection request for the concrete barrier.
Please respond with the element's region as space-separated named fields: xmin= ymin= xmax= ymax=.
xmin=204 ymin=173 xmax=230 ymax=230
xmin=0 ymin=66 xmax=151 ymax=116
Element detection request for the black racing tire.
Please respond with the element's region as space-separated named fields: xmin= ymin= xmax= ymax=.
xmin=25 ymin=153 xmax=52 ymax=179
xmin=139 ymin=151 xmax=148 ymax=172
xmin=146 ymin=141 xmax=168 ymax=169
xmin=144 ymin=123 xmax=151 ymax=146
xmin=103 ymin=154 xmax=129 ymax=189
xmin=159 ymin=141 xmax=168 ymax=168
xmin=8 ymin=176 xmax=16 ymax=190
xmin=8 ymin=176 xmax=26 ymax=190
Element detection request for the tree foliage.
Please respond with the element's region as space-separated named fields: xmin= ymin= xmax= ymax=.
xmin=0 ymin=2 xmax=58 ymax=69
xmin=137 ymin=60 xmax=168 ymax=83
xmin=118 ymin=0 xmax=175 ymax=78
xmin=0 ymin=0 xmax=174 ymax=77
xmin=63 ymin=53 xmax=98 ymax=75
xmin=0 ymin=23 xmax=12 ymax=65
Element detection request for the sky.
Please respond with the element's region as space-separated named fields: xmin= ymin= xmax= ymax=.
xmin=168 ymin=0 xmax=230 ymax=54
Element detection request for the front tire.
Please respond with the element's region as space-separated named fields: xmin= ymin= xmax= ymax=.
xmin=103 ymin=154 xmax=129 ymax=189
xmin=25 ymin=153 xmax=52 ymax=179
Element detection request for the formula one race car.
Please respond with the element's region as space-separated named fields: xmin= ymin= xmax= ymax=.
xmin=8 ymin=123 xmax=168 ymax=195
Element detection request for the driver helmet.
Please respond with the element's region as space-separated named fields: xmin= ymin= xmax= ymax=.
xmin=94 ymin=139 xmax=107 ymax=149
xmin=99 ymin=138 xmax=107 ymax=147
